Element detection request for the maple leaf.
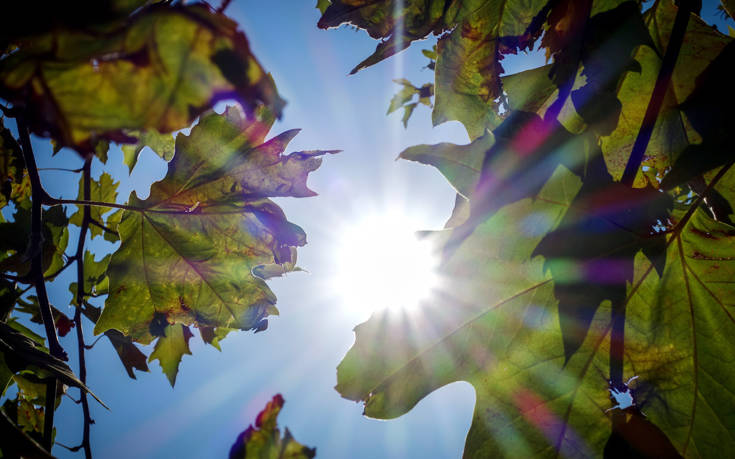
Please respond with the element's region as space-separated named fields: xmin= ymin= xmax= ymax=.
xmin=0 ymin=3 xmax=285 ymax=154
xmin=317 ymin=0 xmax=551 ymax=138
xmin=229 ymin=394 xmax=316 ymax=459
xmin=337 ymin=166 xmax=735 ymax=456
xmin=69 ymin=173 xmax=120 ymax=240
xmin=601 ymin=1 xmax=732 ymax=186
xmin=95 ymin=106 xmax=337 ymax=383
xmin=148 ymin=323 xmax=193 ymax=387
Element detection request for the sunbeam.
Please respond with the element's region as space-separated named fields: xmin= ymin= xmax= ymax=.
xmin=332 ymin=211 xmax=441 ymax=315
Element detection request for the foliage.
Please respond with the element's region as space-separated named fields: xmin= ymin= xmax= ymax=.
xmin=320 ymin=0 xmax=735 ymax=457
xmin=0 ymin=1 xmax=331 ymax=456
xmin=229 ymin=394 xmax=316 ymax=459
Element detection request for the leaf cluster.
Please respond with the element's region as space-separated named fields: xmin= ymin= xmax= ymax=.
xmin=0 ymin=1 xmax=331 ymax=456
xmin=319 ymin=0 xmax=735 ymax=457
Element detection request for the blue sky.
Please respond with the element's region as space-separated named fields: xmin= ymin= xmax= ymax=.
xmin=15 ymin=1 xmax=734 ymax=458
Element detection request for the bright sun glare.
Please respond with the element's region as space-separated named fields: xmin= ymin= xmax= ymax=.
xmin=333 ymin=212 xmax=441 ymax=315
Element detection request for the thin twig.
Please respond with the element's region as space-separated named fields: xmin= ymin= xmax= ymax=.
xmin=84 ymin=335 xmax=104 ymax=350
xmin=74 ymin=157 xmax=93 ymax=459
xmin=43 ymin=259 xmax=75 ymax=281
xmin=90 ymin=219 xmax=119 ymax=237
xmin=217 ymin=0 xmax=233 ymax=13
xmin=54 ymin=442 xmax=82 ymax=453
xmin=37 ymin=167 xmax=84 ymax=173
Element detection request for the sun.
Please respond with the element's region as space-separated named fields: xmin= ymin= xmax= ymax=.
xmin=332 ymin=211 xmax=441 ymax=315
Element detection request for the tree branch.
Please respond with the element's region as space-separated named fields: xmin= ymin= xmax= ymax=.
xmin=16 ymin=118 xmax=66 ymax=360
xmin=16 ymin=115 xmax=66 ymax=455
xmin=74 ymin=157 xmax=93 ymax=459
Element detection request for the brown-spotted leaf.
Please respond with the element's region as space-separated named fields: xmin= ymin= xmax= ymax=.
xmin=95 ymin=107 xmax=335 ymax=383
xmin=317 ymin=0 xmax=448 ymax=74
xmin=0 ymin=3 xmax=285 ymax=153
xmin=601 ymin=1 xmax=732 ymax=185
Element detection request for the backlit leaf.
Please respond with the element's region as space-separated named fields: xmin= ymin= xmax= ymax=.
xmin=0 ymin=322 xmax=104 ymax=407
xmin=0 ymin=3 xmax=285 ymax=153
xmin=432 ymin=0 xmax=547 ymax=138
xmin=148 ymin=323 xmax=192 ymax=387
xmin=229 ymin=394 xmax=316 ymax=459
xmin=121 ymin=129 xmax=176 ymax=174
xmin=601 ymin=1 xmax=732 ymax=185
xmin=95 ymin=107 xmax=335 ymax=383
xmin=69 ymin=173 xmax=120 ymax=239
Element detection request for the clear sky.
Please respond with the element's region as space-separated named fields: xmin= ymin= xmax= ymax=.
xmin=21 ymin=1 xmax=733 ymax=458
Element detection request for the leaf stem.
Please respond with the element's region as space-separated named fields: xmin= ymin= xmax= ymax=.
xmin=620 ymin=0 xmax=696 ymax=186
xmin=74 ymin=158 xmax=93 ymax=459
xmin=90 ymin=219 xmax=119 ymax=237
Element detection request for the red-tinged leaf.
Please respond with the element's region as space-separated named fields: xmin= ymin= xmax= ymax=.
xmin=229 ymin=394 xmax=315 ymax=459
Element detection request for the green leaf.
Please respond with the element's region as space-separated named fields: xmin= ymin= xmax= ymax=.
xmin=69 ymin=173 xmax=120 ymax=239
xmin=199 ymin=326 xmax=233 ymax=351
xmin=121 ymin=129 xmax=176 ymax=173
xmin=148 ymin=323 xmax=192 ymax=387
xmin=433 ymin=0 xmax=547 ymax=138
xmin=95 ymin=107 xmax=335 ymax=383
xmin=601 ymin=1 xmax=732 ymax=185
xmin=336 ymin=168 xmax=642 ymax=457
xmin=0 ymin=4 xmax=285 ymax=153
xmin=0 ymin=322 xmax=105 ymax=407
xmin=229 ymin=394 xmax=316 ymax=459
xmin=620 ymin=208 xmax=735 ymax=457
xmin=501 ymin=65 xmax=556 ymax=115
xmin=68 ymin=251 xmax=111 ymax=304
xmin=421 ymin=46 xmax=437 ymax=61
xmin=0 ymin=202 xmax=69 ymax=278
xmin=387 ymin=83 xmax=418 ymax=115
xmin=335 ymin=162 xmax=733 ymax=456
xmin=0 ymin=119 xmax=31 ymax=209
xmin=401 ymin=103 xmax=418 ymax=129
xmin=533 ymin=153 xmax=672 ymax=359
xmin=315 ymin=0 xmax=331 ymax=15
xmin=398 ymin=133 xmax=493 ymax=198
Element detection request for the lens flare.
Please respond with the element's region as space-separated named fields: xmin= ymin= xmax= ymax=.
xmin=333 ymin=212 xmax=440 ymax=315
